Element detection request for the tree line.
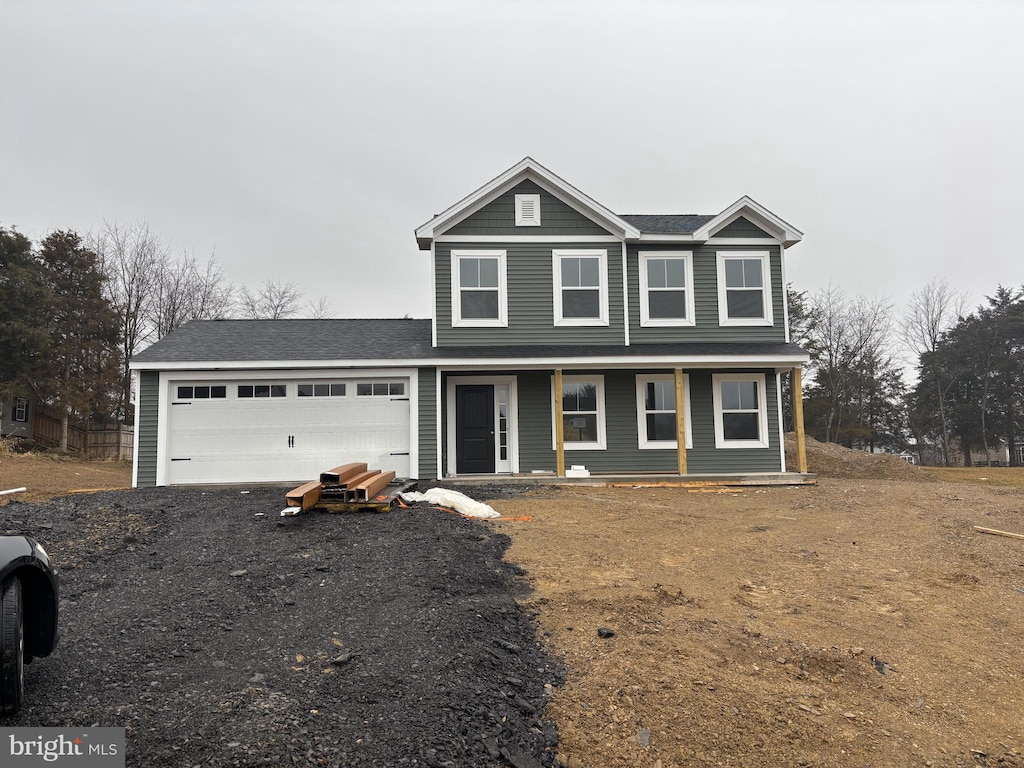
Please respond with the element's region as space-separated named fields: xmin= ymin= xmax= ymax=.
xmin=1 ymin=221 xmax=330 ymax=443
xmin=792 ymin=279 xmax=1024 ymax=467
xmin=3 ymin=218 xmax=1019 ymax=466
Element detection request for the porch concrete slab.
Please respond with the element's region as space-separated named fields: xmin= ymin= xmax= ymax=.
xmin=442 ymin=472 xmax=817 ymax=487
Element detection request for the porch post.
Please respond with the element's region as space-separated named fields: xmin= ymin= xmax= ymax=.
xmin=554 ymin=369 xmax=565 ymax=477
xmin=674 ymin=368 xmax=687 ymax=475
xmin=792 ymin=367 xmax=808 ymax=473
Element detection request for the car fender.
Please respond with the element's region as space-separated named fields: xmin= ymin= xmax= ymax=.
xmin=0 ymin=536 xmax=59 ymax=660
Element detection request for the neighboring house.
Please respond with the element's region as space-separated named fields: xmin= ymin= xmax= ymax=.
xmin=0 ymin=395 xmax=33 ymax=440
xmin=129 ymin=158 xmax=811 ymax=487
xmin=969 ymin=443 xmax=1016 ymax=467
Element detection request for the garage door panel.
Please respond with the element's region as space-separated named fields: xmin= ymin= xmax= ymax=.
xmin=166 ymin=379 xmax=411 ymax=485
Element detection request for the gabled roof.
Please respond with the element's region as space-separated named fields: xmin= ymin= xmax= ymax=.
xmin=693 ymin=196 xmax=803 ymax=247
xmin=416 ymin=159 xmax=802 ymax=248
xmin=414 ymin=157 xmax=641 ymax=249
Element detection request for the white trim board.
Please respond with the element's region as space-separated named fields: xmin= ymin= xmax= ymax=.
xmin=445 ymin=375 xmax=520 ymax=477
xmin=134 ymin=353 xmax=810 ymax=373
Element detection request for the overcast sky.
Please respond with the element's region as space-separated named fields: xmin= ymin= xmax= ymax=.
xmin=3 ymin=0 xmax=1021 ymax=337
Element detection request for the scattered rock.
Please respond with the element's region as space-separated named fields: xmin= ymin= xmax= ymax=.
xmin=637 ymin=729 xmax=651 ymax=747
xmin=597 ymin=627 xmax=616 ymax=639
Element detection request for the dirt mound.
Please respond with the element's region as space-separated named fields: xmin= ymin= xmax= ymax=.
xmin=785 ymin=433 xmax=928 ymax=481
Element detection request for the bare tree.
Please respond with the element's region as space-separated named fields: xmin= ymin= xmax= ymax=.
xmin=807 ymin=285 xmax=894 ymax=444
xmin=150 ymin=251 xmax=233 ymax=338
xmin=91 ymin=221 xmax=169 ymax=424
xmin=304 ymin=295 xmax=333 ymax=319
xmin=901 ymin=278 xmax=967 ymax=465
xmin=237 ymin=279 xmax=303 ymax=319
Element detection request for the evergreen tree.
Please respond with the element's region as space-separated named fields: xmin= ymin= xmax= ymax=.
xmin=0 ymin=226 xmax=50 ymax=397
xmin=36 ymin=231 xmax=121 ymax=449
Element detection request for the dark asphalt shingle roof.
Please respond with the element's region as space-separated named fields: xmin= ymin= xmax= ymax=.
xmin=131 ymin=319 xmax=436 ymax=363
xmin=131 ymin=319 xmax=807 ymax=364
xmin=620 ymin=214 xmax=716 ymax=234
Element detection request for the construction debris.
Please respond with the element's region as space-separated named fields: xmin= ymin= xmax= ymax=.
xmin=0 ymin=487 xmax=27 ymax=497
xmin=973 ymin=525 xmax=1024 ymax=541
xmin=398 ymin=488 xmax=499 ymax=519
xmin=284 ymin=463 xmax=416 ymax=515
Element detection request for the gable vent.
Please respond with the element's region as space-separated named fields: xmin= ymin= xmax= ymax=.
xmin=515 ymin=193 xmax=541 ymax=226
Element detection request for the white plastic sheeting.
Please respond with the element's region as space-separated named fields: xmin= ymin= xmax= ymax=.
xmin=399 ymin=488 xmax=499 ymax=519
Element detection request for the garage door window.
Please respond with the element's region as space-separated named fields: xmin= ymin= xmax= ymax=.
xmin=298 ymin=383 xmax=347 ymax=397
xmin=357 ymin=381 xmax=405 ymax=397
xmin=177 ymin=385 xmax=227 ymax=399
xmin=238 ymin=385 xmax=287 ymax=398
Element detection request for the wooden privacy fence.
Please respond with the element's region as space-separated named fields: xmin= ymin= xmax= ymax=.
xmin=32 ymin=406 xmax=134 ymax=461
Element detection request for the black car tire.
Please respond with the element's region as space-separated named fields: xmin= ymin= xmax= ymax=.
xmin=0 ymin=576 xmax=24 ymax=715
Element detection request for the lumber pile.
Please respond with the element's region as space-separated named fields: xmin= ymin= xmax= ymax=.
xmin=284 ymin=462 xmax=414 ymax=514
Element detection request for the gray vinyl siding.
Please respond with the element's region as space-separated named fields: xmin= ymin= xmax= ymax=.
xmin=436 ymin=241 xmax=624 ymax=346
xmin=444 ymin=180 xmax=614 ymax=237
xmin=417 ymin=367 xmax=438 ymax=479
xmin=136 ymin=370 xmax=159 ymax=487
xmin=628 ymin=244 xmax=787 ymax=344
xmin=514 ymin=368 xmax=782 ymax=474
xmin=715 ymin=216 xmax=773 ymax=238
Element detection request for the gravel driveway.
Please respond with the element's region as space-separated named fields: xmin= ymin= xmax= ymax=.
xmin=1 ymin=487 xmax=561 ymax=767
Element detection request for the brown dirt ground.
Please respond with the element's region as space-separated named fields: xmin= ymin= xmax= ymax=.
xmin=4 ymin=439 xmax=1024 ymax=767
xmin=491 ymin=438 xmax=1024 ymax=768
xmin=0 ymin=442 xmax=133 ymax=504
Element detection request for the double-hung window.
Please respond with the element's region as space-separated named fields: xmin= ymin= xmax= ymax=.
xmin=552 ymin=375 xmax=606 ymax=450
xmin=553 ymin=249 xmax=608 ymax=326
xmin=635 ymin=375 xmax=692 ymax=449
xmin=12 ymin=398 xmax=28 ymax=423
xmin=716 ymin=251 xmax=773 ymax=326
xmin=639 ymin=251 xmax=695 ymax=327
xmin=451 ymin=250 xmax=507 ymax=327
xmin=712 ymin=373 xmax=770 ymax=448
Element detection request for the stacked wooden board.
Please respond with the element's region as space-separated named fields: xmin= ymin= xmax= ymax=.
xmin=284 ymin=462 xmax=417 ymax=514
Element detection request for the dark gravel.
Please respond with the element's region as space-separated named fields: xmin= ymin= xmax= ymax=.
xmin=1 ymin=487 xmax=562 ymax=767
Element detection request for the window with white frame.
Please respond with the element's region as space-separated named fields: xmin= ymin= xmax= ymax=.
xmin=12 ymin=398 xmax=28 ymax=423
xmin=552 ymin=375 xmax=606 ymax=450
xmin=451 ymin=250 xmax=507 ymax=327
xmin=515 ymin=194 xmax=541 ymax=226
xmin=712 ymin=373 xmax=769 ymax=448
xmin=716 ymin=251 xmax=773 ymax=326
xmin=639 ymin=251 xmax=695 ymax=327
xmin=553 ymin=249 xmax=608 ymax=326
xmin=635 ymin=375 xmax=692 ymax=449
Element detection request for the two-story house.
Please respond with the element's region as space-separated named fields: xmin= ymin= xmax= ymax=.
xmin=129 ymin=158 xmax=810 ymax=487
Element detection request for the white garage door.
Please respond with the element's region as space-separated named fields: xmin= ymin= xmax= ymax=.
xmin=166 ymin=378 xmax=411 ymax=485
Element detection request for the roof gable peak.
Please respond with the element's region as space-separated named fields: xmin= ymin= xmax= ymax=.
xmin=695 ymin=195 xmax=803 ymax=247
xmin=415 ymin=157 xmax=640 ymax=248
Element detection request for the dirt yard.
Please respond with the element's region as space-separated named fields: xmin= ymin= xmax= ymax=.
xmin=491 ymin=444 xmax=1024 ymax=768
xmin=3 ymin=440 xmax=1024 ymax=767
